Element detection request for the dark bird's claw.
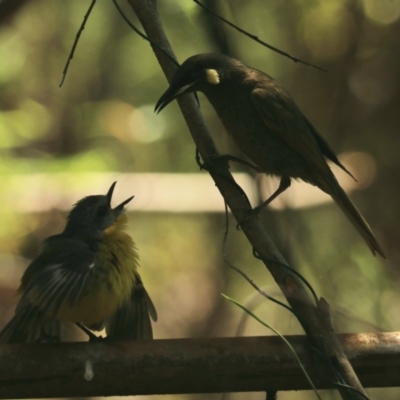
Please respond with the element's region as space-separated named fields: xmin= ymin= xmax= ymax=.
xmin=236 ymin=206 xmax=262 ymax=230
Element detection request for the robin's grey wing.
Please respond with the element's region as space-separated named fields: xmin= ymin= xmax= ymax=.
xmin=18 ymin=238 xmax=96 ymax=321
xmin=0 ymin=305 xmax=73 ymax=344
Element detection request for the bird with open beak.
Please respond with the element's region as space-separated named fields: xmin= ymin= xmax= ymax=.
xmin=0 ymin=182 xmax=157 ymax=343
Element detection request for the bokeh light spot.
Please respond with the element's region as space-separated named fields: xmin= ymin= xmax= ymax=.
xmin=349 ymin=61 xmax=398 ymax=106
xmin=127 ymin=105 xmax=166 ymax=143
xmin=362 ymin=0 xmax=400 ymax=25
xmin=0 ymin=30 xmax=26 ymax=84
xmin=301 ymin=2 xmax=353 ymax=61
xmin=101 ymin=102 xmax=166 ymax=144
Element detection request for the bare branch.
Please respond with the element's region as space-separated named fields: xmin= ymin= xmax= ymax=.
xmin=112 ymin=0 xmax=178 ymax=67
xmin=59 ymin=0 xmax=97 ymax=87
xmin=221 ymin=202 xmax=294 ymax=314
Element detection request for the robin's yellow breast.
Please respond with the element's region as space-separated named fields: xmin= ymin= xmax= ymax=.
xmin=57 ymin=215 xmax=139 ymax=326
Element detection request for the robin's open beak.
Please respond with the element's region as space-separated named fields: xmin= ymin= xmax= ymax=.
xmin=106 ymin=181 xmax=134 ymax=215
xmin=106 ymin=181 xmax=117 ymax=206
xmin=113 ymin=196 xmax=134 ymax=214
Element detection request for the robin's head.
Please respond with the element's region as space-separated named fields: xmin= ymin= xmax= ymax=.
xmin=64 ymin=182 xmax=133 ymax=239
xmin=155 ymin=53 xmax=243 ymax=113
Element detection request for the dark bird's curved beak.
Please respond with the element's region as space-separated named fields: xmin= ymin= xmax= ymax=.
xmin=155 ymin=80 xmax=198 ymax=113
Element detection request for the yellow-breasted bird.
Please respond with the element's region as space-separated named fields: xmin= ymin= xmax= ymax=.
xmin=0 ymin=182 xmax=157 ymax=343
xmin=155 ymin=53 xmax=385 ymax=258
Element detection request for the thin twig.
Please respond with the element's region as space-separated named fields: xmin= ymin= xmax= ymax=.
xmin=194 ymin=0 xmax=327 ymax=72
xmin=112 ymin=0 xmax=178 ymax=67
xmin=222 ymin=202 xmax=293 ymax=314
xmin=253 ymin=249 xmax=319 ymax=304
xmin=59 ymin=0 xmax=97 ymax=87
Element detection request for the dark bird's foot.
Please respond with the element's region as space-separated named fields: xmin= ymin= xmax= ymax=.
xmin=236 ymin=206 xmax=261 ymax=230
xmin=196 ymin=152 xmax=230 ymax=171
xmin=76 ymin=323 xmax=104 ymax=342
xmin=237 ymin=176 xmax=292 ymax=229
xmin=197 ymin=152 xmax=260 ymax=173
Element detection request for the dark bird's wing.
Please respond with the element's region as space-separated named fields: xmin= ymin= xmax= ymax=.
xmin=105 ymin=274 xmax=157 ymax=340
xmin=251 ymin=85 xmax=354 ymax=180
xmin=303 ymin=117 xmax=356 ymax=180
xmin=0 ymin=238 xmax=96 ymax=343
xmin=251 ymin=86 xmax=385 ymax=257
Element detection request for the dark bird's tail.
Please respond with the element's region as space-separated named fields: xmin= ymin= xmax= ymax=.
xmin=327 ymin=182 xmax=385 ymax=258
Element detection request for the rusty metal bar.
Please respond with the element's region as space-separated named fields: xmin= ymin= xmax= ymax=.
xmin=0 ymin=333 xmax=399 ymax=398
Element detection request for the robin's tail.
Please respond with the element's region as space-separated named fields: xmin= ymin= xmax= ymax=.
xmin=327 ymin=181 xmax=385 ymax=258
xmin=104 ymin=275 xmax=157 ymax=340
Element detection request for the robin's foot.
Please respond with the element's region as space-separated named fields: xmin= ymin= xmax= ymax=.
xmin=76 ymin=323 xmax=104 ymax=342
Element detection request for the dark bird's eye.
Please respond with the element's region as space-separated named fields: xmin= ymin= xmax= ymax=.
xmin=97 ymin=205 xmax=108 ymax=216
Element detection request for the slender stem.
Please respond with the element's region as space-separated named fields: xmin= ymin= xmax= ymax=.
xmin=59 ymin=0 xmax=97 ymax=87
xmin=193 ymin=0 xmax=327 ymax=72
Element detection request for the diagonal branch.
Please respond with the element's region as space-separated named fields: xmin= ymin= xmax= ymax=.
xmin=126 ymin=1 xmax=367 ymax=398
xmin=59 ymin=0 xmax=97 ymax=87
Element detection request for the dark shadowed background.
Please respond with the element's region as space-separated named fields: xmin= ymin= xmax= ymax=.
xmin=0 ymin=1 xmax=399 ymax=399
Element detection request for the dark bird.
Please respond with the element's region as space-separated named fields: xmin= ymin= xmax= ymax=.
xmin=155 ymin=53 xmax=385 ymax=258
xmin=0 ymin=182 xmax=157 ymax=343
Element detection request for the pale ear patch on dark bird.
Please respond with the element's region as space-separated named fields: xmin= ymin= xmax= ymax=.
xmin=206 ymin=69 xmax=220 ymax=85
